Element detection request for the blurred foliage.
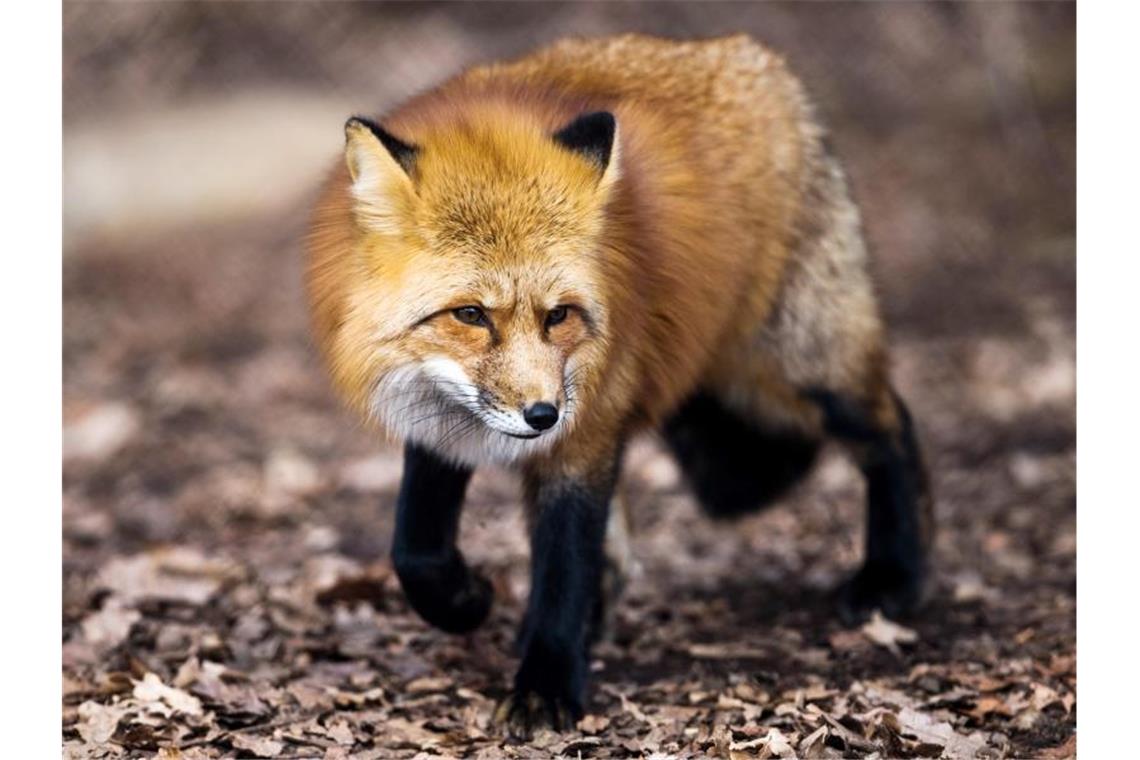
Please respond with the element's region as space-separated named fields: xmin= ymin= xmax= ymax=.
xmin=63 ymin=2 xmax=1074 ymax=334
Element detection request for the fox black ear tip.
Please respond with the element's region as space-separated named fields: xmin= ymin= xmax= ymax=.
xmin=584 ymin=111 xmax=616 ymax=133
xmin=345 ymin=115 xmax=372 ymax=132
xmin=552 ymin=111 xmax=618 ymax=171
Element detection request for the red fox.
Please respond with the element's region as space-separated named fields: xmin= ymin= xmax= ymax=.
xmin=307 ymin=33 xmax=932 ymax=737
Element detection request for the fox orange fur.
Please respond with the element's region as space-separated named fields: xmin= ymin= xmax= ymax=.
xmin=306 ymin=34 xmax=932 ymax=736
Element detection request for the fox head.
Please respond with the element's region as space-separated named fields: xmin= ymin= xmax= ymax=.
xmin=316 ymin=106 xmax=621 ymax=465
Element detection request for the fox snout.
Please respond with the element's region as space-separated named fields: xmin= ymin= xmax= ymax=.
xmin=523 ymin=402 xmax=559 ymax=431
xmin=479 ymin=384 xmax=565 ymax=437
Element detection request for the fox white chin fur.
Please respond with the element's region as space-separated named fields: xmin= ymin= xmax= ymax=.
xmin=369 ymin=358 xmax=576 ymax=467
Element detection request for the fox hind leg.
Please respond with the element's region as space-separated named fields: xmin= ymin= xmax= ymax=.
xmin=806 ymin=385 xmax=933 ymax=622
xmin=663 ymin=391 xmax=821 ymax=518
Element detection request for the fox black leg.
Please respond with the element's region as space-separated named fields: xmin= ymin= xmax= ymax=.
xmin=664 ymin=391 xmax=820 ymax=517
xmin=806 ymin=387 xmax=933 ymax=623
xmin=493 ymin=468 xmax=615 ymax=738
xmin=390 ymin=442 xmax=492 ymax=634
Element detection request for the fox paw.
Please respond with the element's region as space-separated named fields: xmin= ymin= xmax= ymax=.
xmin=395 ymin=554 xmax=493 ymax=634
xmin=416 ymin=569 xmax=492 ymax=634
xmin=837 ymin=561 xmax=926 ymax=625
xmin=431 ymin=570 xmax=493 ymax=633
xmin=492 ymin=689 xmax=579 ymax=740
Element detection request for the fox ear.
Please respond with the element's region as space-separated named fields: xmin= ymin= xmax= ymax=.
xmin=344 ymin=117 xmax=417 ymax=233
xmin=552 ymin=111 xmax=619 ymax=185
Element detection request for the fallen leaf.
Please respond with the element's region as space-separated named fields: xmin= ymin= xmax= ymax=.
xmin=338 ymin=454 xmax=403 ymax=492
xmin=896 ymin=706 xmax=987 ymax=759
xmin=758 ymin=727 xmax=798 ymax=759
xmin=861 ymin=611 xmax=919 ymax=655
xmin=262 ymin=447 xmax=323 ymax=513
xmin=380 ymin=718 xmax=440 ymax=749
xmin=324 ymin=720 xmax=355 ymax=746
xmin=828 ymin=629 xmax=869 ymax=652
xmin=951 ymin=572 xmax=998 ymax=603
xmin=577 ymin=713 xmax=610 ymax=733
xmin=820 ymin=713 xmax=878 ymax=753
xmin=966 ymin=695 xmax=1013 ymax=721
xmin=76 ymin=700 xmax=128 ymax=744
xmin=1030 ymin=682 xmax=1064 ymax=711
xmin=687 ymin=642 xmax=770 ymax=660
xmin=404 ymin=676 xmax=453 ymax=694
xmin=64 ymin=402 xmax=140 ymax=462
xmin=133 ymin=673 xmax=203 ymax=717
xmin=230 ymin=733 xmax=285 ymax=758
xmin=798 ymin=724 xmax=829 ymax=757
xmin=81 ymin=597 xmax=140 ymax=652
xmin=98 ymin=549 xmax=236 ymax=606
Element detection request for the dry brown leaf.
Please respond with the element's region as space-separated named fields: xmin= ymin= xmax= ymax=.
xmin=64 ymin=402 xmax=140 ymax=462
xmin=328 ymin=686 xmax=386 ymax=709
xmin=99 ymin=549 xmax=235 ymax=606
xmin=950 ymin=572 xmax=998 ymax=603
xmin=576 ymin=713 xmax=610 ymax=734
xmin=80 ymin=597 xmax=141 ymax=652
xmin=921 ymin=688 xmax=977 ymax=710
xmin=338 ymin=454 xmax=403 ymax=492
xmin=757 ymin=727 xmax=798 ymax=759
xmin=828 ymin=629 xmax=869 ymax=652
xmin=896 ymin=706 xmax=987 ymax=759
xmin=262 ymin=447 xmax=323 ymax=505
xmin=133 ymin=673 xmax=204 ymax=717
xmin=1030 ymin=682 xmax=1063 ymax=712
xmin=861 ymin=611 xmax=919 ymax=655
xmin=819 ymin=713 xmax=877 ymax=753
xmin=798 ymin=724 xmax=830 ymax=757
xmin=230 ymin=733 xmax=285 ymax=758
xmin=405 ymin=676 xmax=453 ymax=694
xmin=600 ymin=685 xmax=650 ymax=724
xmin=731 ymin=683 xmax=770 ymax=704
xmin=76 ymin=700 xmax=128 ymax=744
xmin=966 ymin=695 xmax=1013 ymax=721
xmin=1047 ymin=653 xmax=1076 ymax=678
xmin=324 ymin=720 xmax=355 ymax=746
xmin=956 ymin=673 xmax=1013 ymax=693
xmin=381 ymin=718 xmax=440 ymax=749
xmin=688 ymin=642 xmax=770 ymax=660
xmin=800 ymin=684 xmax=840 ymax=703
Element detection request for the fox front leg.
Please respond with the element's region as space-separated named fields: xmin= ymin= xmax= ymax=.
xmin=390 ymin=443 xmax=492 ymax=634
xmin=493 ymin=465 xmax=616 ymax=738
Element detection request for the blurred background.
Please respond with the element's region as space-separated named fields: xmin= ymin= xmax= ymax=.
xmin=63 ymin=3 xmax=1074 ymax=758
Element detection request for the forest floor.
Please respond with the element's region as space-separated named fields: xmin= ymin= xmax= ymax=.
xmin=62 ymin=195 xmax=1075 ymax=758
xmin=61 ymin=5 xmax=1077 ymax=755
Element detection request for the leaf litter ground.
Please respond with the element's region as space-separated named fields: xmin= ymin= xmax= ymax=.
xmin=63 ymin=214 xmax=1074 ymax=758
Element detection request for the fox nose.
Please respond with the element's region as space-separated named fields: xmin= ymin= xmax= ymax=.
xmin=523 ymin=402 xmax=559 ymax=431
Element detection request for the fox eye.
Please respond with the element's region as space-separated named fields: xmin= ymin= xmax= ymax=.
xmin=453 ymin=306 xmax=488 ymax=327
xmin=545 ymin=306 xmax=569 ymax=328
